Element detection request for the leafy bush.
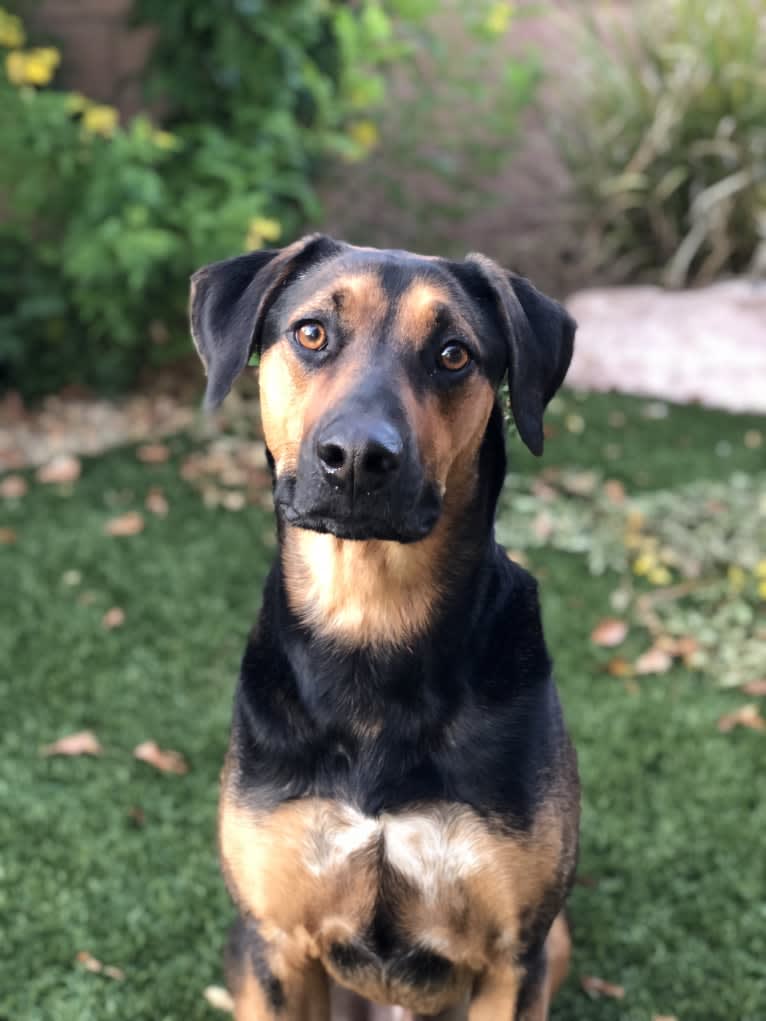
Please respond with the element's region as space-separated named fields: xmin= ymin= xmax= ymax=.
xmin=2 ymin=1 xmax=537 ymax=399
xmin=0 ymin=4 xmax=409 ymax=395
xmin=561 ymin=0 xmax=766 ymax=286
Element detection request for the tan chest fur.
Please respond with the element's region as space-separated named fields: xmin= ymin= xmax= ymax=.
xmin=219 ymin=792 xmax=567 ymax=1012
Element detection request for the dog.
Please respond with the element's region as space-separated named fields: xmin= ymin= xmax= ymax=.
xmin=190 ymin=235 xmax=580 ymax=1020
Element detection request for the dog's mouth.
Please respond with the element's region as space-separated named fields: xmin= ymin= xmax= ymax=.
xmin=274 ymin=475 xmax=442 ymax=544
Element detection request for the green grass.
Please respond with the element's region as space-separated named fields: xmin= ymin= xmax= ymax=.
xmin=1 ymin=391 xmax=765 ymax=1020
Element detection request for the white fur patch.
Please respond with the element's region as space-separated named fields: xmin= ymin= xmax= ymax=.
xmin=304 ymin=805 xmax=485 ymax=899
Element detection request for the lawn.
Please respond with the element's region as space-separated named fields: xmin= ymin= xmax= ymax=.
xmin=1 ymin=390 xmax=765 ymax=1020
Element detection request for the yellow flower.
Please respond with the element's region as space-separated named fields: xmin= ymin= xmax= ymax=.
xmin=246 ymin=216 xmax=282 ymax=250
xmin=633 ymin=552 xmax=656 ymax=576
xmin=759 ymin=579 xmax=766 ymax=601
xmin=348 ymin=119 xmax=379 ymax=152
xmin=82 ymin=104 xmax=118 ymax=137
xmin=152 ymin=129 xmax=178 ymax=150
xmin=648 ymin=566 xmax=672 ymax=586
xmin=6 ymin=47 xmax=59 ymax=86
xmin=484 ymin=1 xmax=514 ymax=37
xmin=755 ymin=560 xmax=766 ymax=579
xmin=0 ymin=8 xmax=25 ymax=49
xmin=728 ymin=565 xmax=746 ymax=591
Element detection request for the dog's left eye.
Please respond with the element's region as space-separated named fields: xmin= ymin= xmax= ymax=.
xmin=438 ymin=342 xmax=471 ymax=372
xmin=294 ymin=321 xmax=327 ymax=351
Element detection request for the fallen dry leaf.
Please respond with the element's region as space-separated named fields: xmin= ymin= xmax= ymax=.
xmin=0 ymin=527 xmax=17 ymax=545
xmin=574 ymin=873 xmax=599 ymax=889
xmin=635 ymin=646 xmax=673 ymax=675
xmin=134 ymin=740 xmax=188 ymax=775
xmin=204 ymin=986 xmax=234 ymax=1012
xmin=591 ymin=618 xmax=628 ymax=648
xmin=42 ymin=730 xmax=102 ymax=757
xmin=37 ymin=454 xmax=81 ymax=484
xmin=581 ymin=975 xmax=625 ymax=1000
xmin=145 ymin=487 xmax=169 ymax=516
xmin=606 ymin=657 xmax=633 ymax=678
xmin=532 ymin=510 xmax=554 ymax=541
xmin=741 ymin=679 xmax=766 ymax=697
xmin=105 ymin=511 xmax=144 ymax=537
xmin=653 ymin=1016 xmax=678 ymax=1021
xmin=0 ymin=474 xmax=27 ymax=499
xmin=128 ymin=805 xmax=146 ymax=828
xmin=717 ymin=703 xmax=766 ymax=734
xmin=136 ymin=442 xmax=170 ymax=464
xmin=75 ymin=951 xmax=125 ymax=981
xmin=603 ymin=479 xmax=626 ymax=505
xmin=102 ymin=607 xmax=125 ymax=630
xmin=221 ymin=490 xmax=246 ymax=512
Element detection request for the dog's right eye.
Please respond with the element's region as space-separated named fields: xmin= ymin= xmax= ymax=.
xmin=293 ymin=321 xmax=327 ymax=351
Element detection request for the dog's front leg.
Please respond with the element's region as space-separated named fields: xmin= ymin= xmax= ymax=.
xmin=225 ymin=915 xmax=330 ymax=1021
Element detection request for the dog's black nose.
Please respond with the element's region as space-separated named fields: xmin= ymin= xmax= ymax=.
xmin=317 ymin=420 xmax=403 ymax=491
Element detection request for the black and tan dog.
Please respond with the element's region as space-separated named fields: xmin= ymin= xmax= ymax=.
xmin=190 ymin=235 xmax=580 ymax=1020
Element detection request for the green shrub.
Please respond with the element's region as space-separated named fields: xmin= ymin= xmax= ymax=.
xmin=1 ymin=2 xmax=404 ymax=396
xmin=1 ymin=1 xmax=537 ymax=399
xmin=561 ymin=0 xmax=766 ymax=286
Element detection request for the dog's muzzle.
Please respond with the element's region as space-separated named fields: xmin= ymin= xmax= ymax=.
xmin=275 ymin=409 xmax=442 ymax=543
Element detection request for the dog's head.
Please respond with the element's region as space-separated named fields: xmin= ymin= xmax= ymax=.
xmin=190 ymin=235 xmax=575 ymax=544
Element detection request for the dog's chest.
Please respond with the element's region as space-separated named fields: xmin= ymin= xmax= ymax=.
xmin=220 ymin=794 xmax=562 ymax=1010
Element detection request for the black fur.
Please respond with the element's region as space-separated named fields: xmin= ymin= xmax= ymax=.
xmin=194 ymin=237 xmax=580 ymax=1017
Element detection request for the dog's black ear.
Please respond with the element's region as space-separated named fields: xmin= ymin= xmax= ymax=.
xmin=465 ymin=254 xmax=576 ymax=456
xmin=190 ymin=233 xmax=339 ymax=410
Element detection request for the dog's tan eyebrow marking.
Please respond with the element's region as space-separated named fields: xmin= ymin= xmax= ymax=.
xmin=395 ymin=279 xmax=473 ymax=349
xmin=287 ymin=271 xmax=390 ymax=335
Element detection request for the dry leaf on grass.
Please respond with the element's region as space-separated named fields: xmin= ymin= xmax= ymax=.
xmin=37 ymin=454 xmax=81 ymax=484
xmin=221 ymin=490 xmax=246 ymax=512
xmin=717 ymin=703 xmax=766 ymax=734
xmin=145 ymin=487 xmax=169 ymax=516
xmin=136 ymin=443 xmax=170 ymax=464
xmin=606 ymin=657 xmax=633 ymax=678
xmin=42 ymin=730 xmax=102 ymax=757
xmin=75 ymin=950 xmax=125 ymax=980
xmin=581 ymin=975 xmax=625 ymax=999
xmin=603 ymin=479 xmax=626 ymax=505
xmin=128 ymin=805 xmax=146 ymax=828
xmin=0 ymin=474 xmax=27 ymax=499
xmin=591 ymin=618 xmax=628 ymax=648
xmin=105 ymin=511 xmax=144 ymax=536
xmin=0 ymin=527 xmax=17 ymax=545
xmin=653 ymin=1015 xmax=679 ymax=1021
xmin=635 ymin=646 xmax=673 ymax=675
xmin=741 ymin=679 xmax=766 ymax=696
xmin=102 ymin=607 xmax=125 ymax=630
xmin=134 ymin=740 xmax=188 ymax=775
xmin=204 ymin=986 xmax=234 ymax=1012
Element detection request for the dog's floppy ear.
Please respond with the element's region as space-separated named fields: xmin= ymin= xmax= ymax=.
xmin=465 ymin=254 xmax=576 ymax=456
xmin=190 ymin=233 xmax=339 ymax=410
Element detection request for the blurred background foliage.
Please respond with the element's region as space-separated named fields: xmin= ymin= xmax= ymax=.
xmin=561 ymin=0 xmax=766 ymax=287
xmin=0 ymin=0 xmax=536 ymax=398
xmin=0 ymin=0 xmax=764 ymax=400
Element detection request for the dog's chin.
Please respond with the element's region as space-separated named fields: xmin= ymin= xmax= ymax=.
xmin=278 ymin=505 xmax=439 ymax=544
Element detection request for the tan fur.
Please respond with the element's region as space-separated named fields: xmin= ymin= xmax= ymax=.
xmin=544 ymin=912 xmax=571 ymax=1000
xmin=393 ymin=279 xmax=473 ymax=348
xmin=220 ymin=787 xmax=570 ymax=1019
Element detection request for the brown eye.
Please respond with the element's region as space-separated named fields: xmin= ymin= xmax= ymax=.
xmin=294 ymin=321 xmax=327 ymax=351
xmin=438 ymin=342 xmax=470 ymax=372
